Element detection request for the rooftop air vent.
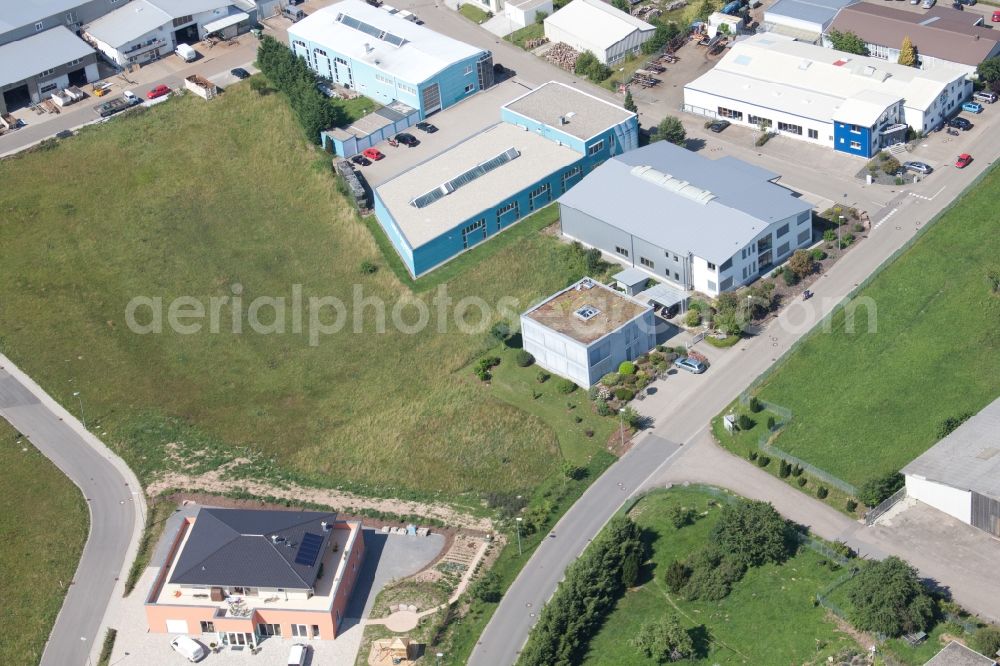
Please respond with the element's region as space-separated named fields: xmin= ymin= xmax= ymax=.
xmin=574 ymin=306 xmax=601 ymax=321
xmin=578 ymin=278 xmax=595 ymax=290
xmin=270 ymin=535 xmax=285 ymax=544
xmin=321 ymin=521 xmax=331 ymax=531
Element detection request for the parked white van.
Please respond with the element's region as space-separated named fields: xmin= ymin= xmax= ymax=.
xmin=287 ymin=643 xmax=308 ymax=666
xmin=170 ymin=636 xmax=206 ymax=662
xmin=175 ymin=43 xmax=197 ymax=62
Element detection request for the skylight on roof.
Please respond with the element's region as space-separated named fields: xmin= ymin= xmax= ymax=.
xmin=734 ymin=54 xmax=752 ymax=65
xmin=411 ymin=148 xmax=520 ymax=209
xmin=574 ymin=306 xmax=601 ymax=321
xmin=336 ymin=13 xmax=406 ymax=47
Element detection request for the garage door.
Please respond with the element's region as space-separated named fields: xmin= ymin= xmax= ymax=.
xmin=165 ymin=619 xmax=189 ymax=634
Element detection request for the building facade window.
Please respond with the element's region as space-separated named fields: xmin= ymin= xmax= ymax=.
xmin=35 ymin=21 xmax=44 ymax=31
xmin=850 ymin=124 xmax=861 ymax=133
xmin=200 ymin=621 xmax=216 ymax=632
xmin=640 ymin=256 xmax=654 ymax=268
xmin=561 ymin=165 xmax=582 ymax=192
xmin=398 ymin=82 xmax=416 ymax=95
xmin=849 ymin=140 xmax=861 ymax=150
xmin=776 ymin=223 xmax=789 ymax=238
xmin=314 ymin=48 xmax=327 ymax=56
xmin=39 ymin=68 xmax=56 ymax=77
xmin=496 ymin=201 xmax=520 ymax=229
xmin=777 ymin=121 xmax=802 ymax=135
xmin=717 ymin=107 xmax=744 ymax=120
xmin=707 ymin=261 xmax=716 ymax=270
xmin=464 ymin=83 xmax=473 ymax=93
xmin=797 ymin=229 xmax=811 ymax=244
xmin=463 ymin=219 xmax=487 ymax=249
xmin=172 ymin=15 xmax=193 ymax=27
xmin=528 ymin=183 xmax=550 ymax=211
xmin=375 ymin=72 xmax=393 ymax=85
xmin=257 ymin=623 xmax=281 ymax=636
xmin=720 ymin=257 xmax=732 ymax=271
xmin=748 ymin=115 xmax=771 ymax=128
xmin=776 ymin=242 xmax=790 ymax=257
xmin=464 ymin=65 xmax=473 ymax=75
xmin=614 ymin=246 xmax=629 ymax=257
xmin=808 ymin=128 xmax=818 ymax=139
xmin=588 ymin=140 xmax=605 ymax=155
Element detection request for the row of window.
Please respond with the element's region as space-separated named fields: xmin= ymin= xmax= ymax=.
xmin=588 ymin=139 xmax=604 ymax=156
xmin=399 ymin=82 xmax=416 ymax=95
xmin=374 ymin=72 xmax=392 ymax=85
xmin=717 ymin=107 xmax=743 ymax=121
xmin=777 ymin=121 xmax=802 ymax=136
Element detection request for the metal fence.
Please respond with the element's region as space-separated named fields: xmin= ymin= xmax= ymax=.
xmin=737 ymin=393 xmax=859 ymax=497
xmin=864 ymin=486 xmax=906 ymax=526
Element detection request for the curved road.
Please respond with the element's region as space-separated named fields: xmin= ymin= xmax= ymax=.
xmin=469 ymin=146 xmax=999 ymax=665
xmin=0 ymin=355 xmax=144 ymax=666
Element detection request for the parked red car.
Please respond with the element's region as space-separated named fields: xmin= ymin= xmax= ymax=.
xmin=146 ymin=84 xmax=171 ymax=99
xmin=362 ymin=147 xmax=385 ymax=161
xmin=955 ymin=153 xmax=973 ymax=168
xmin=992 ymin=9 xmax=1000 ymax=20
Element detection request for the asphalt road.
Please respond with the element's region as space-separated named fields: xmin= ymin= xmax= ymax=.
xmin=469 ymin=132 xmax=1000 ymax=664
xmin=0 ymin=359 xmax=142 ymax=666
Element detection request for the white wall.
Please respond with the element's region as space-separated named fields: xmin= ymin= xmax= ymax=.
xmin=521 ymin=317 xmax=592 ymax=387
xmin=906 ymin=475 xmax=972 ymax=524
xmin=683 ymin=87 xmax=834 ymax=148
xmin=763 ymin=12 xmax=825 ymax=36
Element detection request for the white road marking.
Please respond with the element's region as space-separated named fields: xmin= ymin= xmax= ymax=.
xmin=872 ymin=207 xmax=898 ymax=230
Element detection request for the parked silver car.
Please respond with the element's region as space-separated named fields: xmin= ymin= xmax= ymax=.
xmin=673 ymin=357 xmax=707 ymax=374
xmin=903 ymin=161 xmax=933 ymax=174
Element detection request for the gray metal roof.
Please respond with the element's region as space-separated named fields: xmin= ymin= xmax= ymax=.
xmin=0 ymin=0 xmax=93 ymax=34
xmin=169 ymin=508 xmax=338 ymax=589
xmin=765 ymin=0 xmax=853 ymax=29
xmin=558 ymin=142 xmax=812 ymax=264
xmin=613 ymin=267 xmax=649 ymax=288
xmin=636 ymin=282 xmax=687 ymax=307
xmin=924 ymin=641 xmax=997 ymax=666
xmin=0 ymin=27 xmax=95 ymax=89
xmin=902 ymin=397 xmax=1000 ymax=502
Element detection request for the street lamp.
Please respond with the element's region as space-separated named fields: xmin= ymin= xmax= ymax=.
xmin=619 ymin=407 xmax=627 ymax=449
xmin=838 ymin=215 xmax=845 ymax=250
xmin=72 ymin=391 xmax=86 ymax=428
xmin=515 ymin=517 xmax=522 ymax=556
xmin=436 ymin=652 xmax=444 ymax=666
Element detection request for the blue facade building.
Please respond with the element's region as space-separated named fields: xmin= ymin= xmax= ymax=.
xmin=372 ymin=82 xmax=639 ymax=278
xmin=288 ymin=0 xmax=493 ymax=118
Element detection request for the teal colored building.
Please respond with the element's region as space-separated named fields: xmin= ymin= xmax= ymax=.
xmin=372 ymin=82 xmax=639 ymax=278
xmin=288 ymin=0 xmax=493 ymax=119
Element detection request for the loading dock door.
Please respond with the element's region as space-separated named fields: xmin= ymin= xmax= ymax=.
xmin=421 ymin=83 xmax=441 ymax=115
xmin=165 ymin=619 xmax=189 ymax=633
xmin=68 ymin=67 xmax=88 ymax=87
xmin=174 ymin=24 xmax=199 ymax=45
xmin=2 ymin=84 xmax=31 ymax=113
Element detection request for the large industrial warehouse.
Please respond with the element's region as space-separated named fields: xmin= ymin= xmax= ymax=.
xmin=902 ymin=398 xmax=1000 ymax=538
xmin=289 ymin=0 xmax=494 ymax=118
xmin=684 ymin=33 xmax=971 ymax=157
xmin=543 ymin=0 xmax=655 ymax=65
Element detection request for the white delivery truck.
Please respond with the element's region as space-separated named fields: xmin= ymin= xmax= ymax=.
xmin=175 ymin=43 xmax=197 ymax=62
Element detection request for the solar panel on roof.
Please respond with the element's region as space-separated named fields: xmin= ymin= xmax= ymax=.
xmin=294 ymin=532 xmax=324 ymax=567
xmin=337 ymin=13 xmax=407 ymax=47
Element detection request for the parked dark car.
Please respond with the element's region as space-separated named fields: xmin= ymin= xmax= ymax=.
xmin=395 ymin=132 xmax=419 ymax=147
xmin=708 ymin=120 xmax=731 ymax=133
xmin=351 ymin=154 xmax=372 ymax=166
xmin=415 ymin=121 xmax=438 ymax=133
xmin=947 ymin=116 xmax=972 ymax=131
xmin=231 ymin=67 xmax=250 ymax=80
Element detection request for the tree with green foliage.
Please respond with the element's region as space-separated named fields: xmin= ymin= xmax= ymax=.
xmin=696 ymin=0 xmax=715 ymax=21
xmin=623 ymin=90 xmax=638 ymax=113
xmin=827 ymin=30 xmax=869 ymax=56
xmin=788 ymin=249 xmax=817 ymax=278
xmin=470 ymin=570 xmax=502 ymax=602
xmin=654 ymin=116 xmax=686 ymax=146
xmin=857 ymin=471 xmax=903 ymax=507
xmin=977 ymin=56 xmax=1000 ymax=85
xmin=713 ymin=500 xmax=797 ymax=567
xmin=630 ymin=615 xmax=694 ymax=663
xmin=972 ymin=626 xmax=1000 ymax=660
xmin=898 ymin=36 xmax=917 ymax=67
xmin=519 ymin=516 xmax=646 ymax=666
xmin=847 ymin=557 xmax=934 ymax=637
xmin=664 ymin=560 xmax=690 ymax=593
xmin=642 ymin=22 xmax=681 ymax=54
xmin=682 ymin=546 xmax=747 ymax=601
xmin=573 ymin=50 xmax=611 ymax=82
xmin=612 ymin=0 xmax=630 ymax=11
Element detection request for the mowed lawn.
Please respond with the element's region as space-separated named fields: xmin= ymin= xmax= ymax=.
xmin=0 ymin=421 xmax=88 ymax=664
xmin=584 ymin=487 xmax=857 ymax=665
xmin=754 ymin=169 xmax=1000 ymax=487
xmin=0 ymin=87 xmax=600 ymax=498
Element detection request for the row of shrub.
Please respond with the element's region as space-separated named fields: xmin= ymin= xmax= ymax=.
xmin=519 ymin=516 xmax=646 ymax=665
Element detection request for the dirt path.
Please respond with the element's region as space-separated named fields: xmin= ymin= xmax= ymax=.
xmin=148 ymin=469 xmax=492 ymax=531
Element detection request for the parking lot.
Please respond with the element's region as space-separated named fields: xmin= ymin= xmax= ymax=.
xmin=355 ymin=78 xmax=535 ymax=187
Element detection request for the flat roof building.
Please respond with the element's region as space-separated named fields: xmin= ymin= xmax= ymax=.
xmin=825 ymin=3 xmax=1000 ymax=75
xmin=289 ymin=0 xmax=493 ymax=118
xmin=684 ymin=33 xmax=972 ymax=157
xmin=372 ymin=81 xmax=638 ymax=277
xmin=925 ymin=641 xmax=997 ymax=666
xmin=544 ymin=0 xmax=655 ymax=64
xmin=558 ymin=141 xmax=813 ymax=297
xmin=521 ymin=277 xmax=656 ymax=388
xmin=902 ymin=397 xmax=1000 ymax=539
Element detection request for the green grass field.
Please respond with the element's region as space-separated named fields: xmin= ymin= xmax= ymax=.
xmin=506 ymin=23 xmax=544 ymax=49
xmin=749 ymin=167 xmax=1000 ymax=488
xmin=0 ymin=421 xmax=88 ymax=664
xmin=583 ymin=487 xmax=858 ymax=665
xmin=459 ymin=2 xmax=491 ymax=23
xmin=0 ymin=86 xmax=607 ymax=500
